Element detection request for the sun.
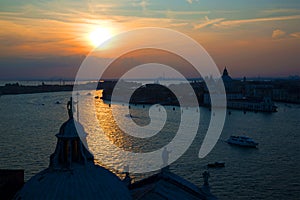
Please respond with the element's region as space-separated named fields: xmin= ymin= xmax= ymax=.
xmin=89 ymin=27 xmax=112 ymax=47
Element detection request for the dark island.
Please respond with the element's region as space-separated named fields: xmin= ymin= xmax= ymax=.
xmin=0 ymin=82 xmax=73 ymax=95
xmin=100 ymin=68 xmax=300 ymax=112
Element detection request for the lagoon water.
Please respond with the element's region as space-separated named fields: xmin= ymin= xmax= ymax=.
xmin=0 ymin=91 xmax=300 ymax=199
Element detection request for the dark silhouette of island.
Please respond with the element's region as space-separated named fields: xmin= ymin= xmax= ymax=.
xmin=0 ymin=80 xmax=131 ymax=96
xmin=0 ymin=82 xmax=73 ymax=95
xmin=100 ymin=68 xmax=300 ymax=112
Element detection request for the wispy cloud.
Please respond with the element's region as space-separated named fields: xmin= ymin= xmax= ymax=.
xmin=215 ymin=15 xmax=300 ymax=27
xmin=186 ymin=0 xmax=199 ymax=4
xmin=271 ymin=29 xmax=300 ymax=40
xmin=194 ymin=16 xmax=225 ymax=29
xmin=290 ymin=32 xmax=300 ymax=38
xmin=261 ymin=9 xmax=300 ymax=14
xmin=164 ymin=10 xmax=210 ymax=16
xmin=213 ymin=10 xmax=241 ymax=14
xmin=164 ymin=9 xmax=210 ymax=19
xmin=272 ymin=29 xmax=286 ymax=39
xmin=132 ymin=0 xmax=149 ymax=11
xmin=170 ymin=22 xmax=189 ymax=27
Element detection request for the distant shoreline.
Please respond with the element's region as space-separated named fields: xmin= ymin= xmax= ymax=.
xmin=0 ymin=83 xmax=73 ymax=95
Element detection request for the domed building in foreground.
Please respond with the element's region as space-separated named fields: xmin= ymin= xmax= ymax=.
xmin=14 ymin=98 xmax=217 ymax=200
xmin=14 ymin=99 xmax=132 ymax=200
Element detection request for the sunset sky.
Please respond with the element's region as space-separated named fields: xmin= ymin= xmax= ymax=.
xmin=0 ymin=0 xmax=299 ymax=80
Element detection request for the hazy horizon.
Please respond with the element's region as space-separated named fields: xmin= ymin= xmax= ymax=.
xmin=0 ymin=73 xmax=299 ymax=82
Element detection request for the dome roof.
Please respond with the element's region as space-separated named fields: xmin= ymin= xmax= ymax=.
xmin=14 ymin=98 xmax=132 ymax=199
xmin=14 ymin=163 xmax=131 ymax=199
xmin=222 ymin=67 xmax=233 ymax=82
xmin=57 ymin=118 xmax=86 ymax=138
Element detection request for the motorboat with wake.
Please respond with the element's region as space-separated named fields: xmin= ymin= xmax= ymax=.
xmin=227 ymin=136 xmax=258 ymax=148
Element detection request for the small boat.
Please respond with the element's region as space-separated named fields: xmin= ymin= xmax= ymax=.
xmin=207 ymin=162 xmax=225 ymax=168
xmin=227 ymin=136 xmax=258 ymax=148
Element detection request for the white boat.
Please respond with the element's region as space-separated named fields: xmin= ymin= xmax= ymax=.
xmin=227 ymin=136 xmax=258 ymax=148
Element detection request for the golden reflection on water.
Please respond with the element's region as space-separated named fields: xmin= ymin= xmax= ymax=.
xmin=77 ymin=90 xmax=129 ymax=174
xmin=91 ymin=90 xmax=179 ymax=153
xmin=79 ymin=90 xmax=181 ymax=175
xmin=80 ymin=90 xmax=162 ymax=179
xmin=94 ymin=90 xmax=135 ymax=151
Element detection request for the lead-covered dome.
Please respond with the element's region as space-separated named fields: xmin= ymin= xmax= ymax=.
xmin=14 ymin=98 xmax=131 ymax=199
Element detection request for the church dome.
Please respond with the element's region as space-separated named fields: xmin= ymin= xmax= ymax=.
xmin=14 ymin=163 xmax=131 ymax=199
xmin=14 ymin=98 xmax=132 ymax=200
xmin=58 ymin=117 xmax=85 ymax=138
xmin=221 ymin=67 xmax=233 ymax=82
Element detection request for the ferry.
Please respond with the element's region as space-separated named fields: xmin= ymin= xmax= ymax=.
xmin=227 ymin=136 xmax=258 ymax=148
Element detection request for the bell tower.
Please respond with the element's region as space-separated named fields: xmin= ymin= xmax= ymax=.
xmin=49 ymin=97 xmax=94 ymax=170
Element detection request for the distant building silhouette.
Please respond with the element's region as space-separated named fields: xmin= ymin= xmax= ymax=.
xmin=204 ymin=67 xmax=277 ymax=112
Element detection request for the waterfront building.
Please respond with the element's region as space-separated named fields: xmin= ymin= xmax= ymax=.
xmin=227 ymin=97 xmax=276 ymax=112
xmin=272 ymin=80 xmax=300 ymax=103
xmin=203 ymin=68 xmax=277 ymax=112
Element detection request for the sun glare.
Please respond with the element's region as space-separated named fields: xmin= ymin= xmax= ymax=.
xmin=89 ymin=27 xmax=112 ymax=47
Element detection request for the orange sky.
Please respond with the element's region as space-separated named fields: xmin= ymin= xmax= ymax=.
xmin=0 ymin=0 xmax=299 ymax=79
